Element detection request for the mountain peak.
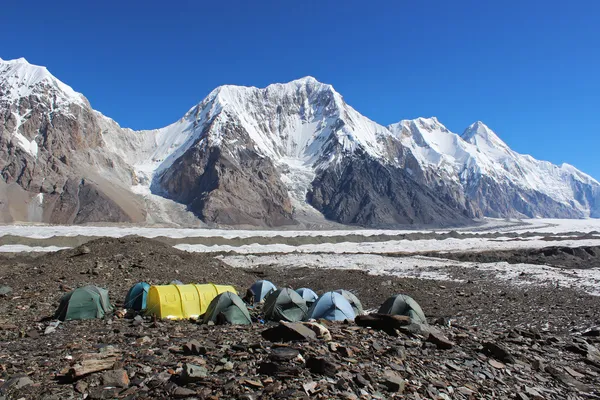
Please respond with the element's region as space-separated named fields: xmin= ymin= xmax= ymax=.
xmin=1 ymin=57 xmax=31 ymax=65
xmin=0 ymin=56 xmax=85 ymax=105
xmin=461 ymin=121 xmax=508 ymax=149
xmin=290 ymin=76 xmax=320 ymax=84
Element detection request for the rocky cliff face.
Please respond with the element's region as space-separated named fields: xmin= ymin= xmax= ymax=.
xmin=0 ymin=58 xmax=145 ymax=224
xmin=154 ymin=121 xmax=295 ymax=227
xmin=307 ymin=154 xmax=474 ymax=227
xmin=1 ymin=57 xmax=598 ymax=227
xmin=390 ymin=118 xmax=600 ymax=220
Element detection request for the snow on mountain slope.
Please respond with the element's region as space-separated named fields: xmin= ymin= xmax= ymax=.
xmin=390 ymin=118 xmax=600 ymax=217
xmin=3 ymin=56 xmax=598 ymax=225
xmin=0 ymin=57 xmax=85 ymax=106
xmin=102 ymin=76 xmax=396 ymax=217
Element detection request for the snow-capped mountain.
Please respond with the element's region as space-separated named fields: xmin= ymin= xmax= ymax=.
xmin=389 ymin=118 xmax=600 ymax=218
xmin=1 ymin=57 xmax=598 ymax=226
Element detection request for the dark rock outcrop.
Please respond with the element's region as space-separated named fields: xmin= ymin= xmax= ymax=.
xmin=307 ymin=154 xmax=475 ymax=228
xmin=155 ymin=122 xmax=294 ymax=227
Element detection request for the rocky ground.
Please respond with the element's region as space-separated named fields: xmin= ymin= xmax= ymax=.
xmin=424 ymin=245 xmax=600 ymax=270
xmin=0 ymin=237 xmax=599 ymax=399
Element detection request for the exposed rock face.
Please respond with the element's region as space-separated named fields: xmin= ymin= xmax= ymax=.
xmin=1 ymin=57 xmax=598 ymax=227
xmin=0 ymin=58 xmax=145 ymax=224
xmin=155 ymin=127 xmax=294 ymax=227
xmin=390 ymin=118 xmax=600 ymax=220
xmin=307 ymin=154 xmax=474 ymax=227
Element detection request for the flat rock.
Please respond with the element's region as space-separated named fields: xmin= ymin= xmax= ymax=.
xmin=1 ymin=375 xmax=34 ymax=390
xmin=180 ymin=363 xmax=208 ymax=384
xmin=382 ymin=371 xmax=405 ymax=393
xmin=101 ymin=369 xmax=130 ymax=388
xmin=482 ymin=341 xmax=515 ymax=363
xmin=262 ymin=322 xmax=317 ymax=342
xmin=426 ymin=331 xmax=454 ymax=350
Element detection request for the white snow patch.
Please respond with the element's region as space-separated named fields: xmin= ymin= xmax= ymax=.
xmin=174 ymin=237 xmax=600 ymax=254
xmin=0 ymin=245 xmax=70 ymax=253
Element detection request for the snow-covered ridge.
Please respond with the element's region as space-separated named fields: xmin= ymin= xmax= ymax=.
xmin=2 ymin=56 xmax=599 ymax=222
xmin=389 ymin=117 xmax=599 ymax=213
xmin=0 ymin=57 xmax=85 ymax=105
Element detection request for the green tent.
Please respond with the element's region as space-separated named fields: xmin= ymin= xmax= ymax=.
xmin=54 ymin=285 xmax=113 ymax=321
xmin=263 ymin=288 xmax=308 ymax=322
xmin=378 ymin=294 xmax=426 ymax=324
xmin=335 ymin=290 xmax=364 ymax=316
xmin=203 ymin=292 xmax=252 ymax=325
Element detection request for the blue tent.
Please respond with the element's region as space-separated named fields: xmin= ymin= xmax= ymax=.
xmin=124 ymin=282 xmax=150 ymax=311
xmin=305 ymin=292 xmax=356 ymax=321
xmin=296 ymin=288 xmax=318 ymax=304
xmin=249 ymin=280 xmax=277 ymax=303
xmin=335 ymin=289 xmax=364 ymax=316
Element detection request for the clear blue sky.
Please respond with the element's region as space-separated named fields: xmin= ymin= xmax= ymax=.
xmin=2 ymin=1 xmax=599 ymax=178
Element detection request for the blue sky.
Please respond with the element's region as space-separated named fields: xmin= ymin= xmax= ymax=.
xmin=2 ymin=1 xmax=599 ymax=178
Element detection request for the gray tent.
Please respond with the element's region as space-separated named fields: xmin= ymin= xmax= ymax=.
xmin=203 ymin=292 xmax=252 ymax=325
xmin=263 ymin=288 xmax=308 ymax=322
xmin=335 ymin=289 xmax=364 ymax=316
xmin=54 ymin=285 xmax=113 ymax=321
xmin=378 ymin=294 xmax=426 ymax=324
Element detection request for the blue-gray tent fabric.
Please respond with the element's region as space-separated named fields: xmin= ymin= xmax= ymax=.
xmin=378 ymin=294 xmax=427 ymax=324
xmin=335 ymin=289 xmax=364 ymax=315
xmin=305 ymin=292 xmax=355 ymax=321
xmin=296 ymin=288 xmax=318 ymax=303
xmin=263 ymin=288 xmax=308 ymax=322
xmin=124 ymin=282 xmax=150 ymax=311
xmin=250 ymin=280 xmax=277 ymax=303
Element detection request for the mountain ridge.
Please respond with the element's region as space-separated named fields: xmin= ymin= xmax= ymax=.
xmin=1 ymin=57 xmax=598 ymax=226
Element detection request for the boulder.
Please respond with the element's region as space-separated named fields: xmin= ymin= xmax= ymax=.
xmin=262 ymin=322 xmax=317 ymax=342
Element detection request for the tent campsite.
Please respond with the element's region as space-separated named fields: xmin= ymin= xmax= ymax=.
xmin=249 ymin=280 xmax=277 ymax=303
xmin=124 ymin=282 xmax=150 ymax=311
xmin=335 ymin=289 xmax=364 ymax=316
xmin=146 ymin=283 xmax=236 ymax=319
xmin=263 ymin=288 xmax=308 ymax=322
xmin=54 ymin=285 xmax=113 ymax=321
xmin=296 ymin=288 xmax=318 ymax=305
xmin=203 ymin=292 xmax=252 ymax=325
xmin=378 ymin=294 xmax=427 ymax=324
xmin=305 ymin=291 xmax=355 ymax=321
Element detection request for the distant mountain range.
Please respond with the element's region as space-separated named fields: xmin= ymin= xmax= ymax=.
xmin=1 ymin=57 xmax=598 ymax=227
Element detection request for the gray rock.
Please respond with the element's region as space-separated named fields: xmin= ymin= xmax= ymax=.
xmin=0 ymin=286 xmax=12 ymax=296
xmin=1 ymin=375 xmax=34 ymax=390
xmin=179 ymin=363 xmax=208 ymax=384
xmin=101 ymin=369 xmax=130 ymax=388
xmin=382 ymin=371 xmax=405 ymax=393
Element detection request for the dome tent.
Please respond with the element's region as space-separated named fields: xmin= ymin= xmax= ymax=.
xmin=378 ymin=294 xmax=427 ymax=324
xmin=335 ymin=289 xmax=364 ymax=316
xmin=124 ymin=282 xmax=150 ymax=311
xmin=146 ymin=284 xmax=236 ymax=320
xmin=263 ymin=288 xmax=308 ymax=322
xmin=249 ymin=280 xmax=277 ymax=303
xmin=203 ymin=292 xmax=252 ymax=325
xmin=54 ymin=285 xmax=113 ymax=321
xmin=305 ymin=292 xmax=355 ymax=321
xmin=296 ymin=288 xmax=318 ymax=304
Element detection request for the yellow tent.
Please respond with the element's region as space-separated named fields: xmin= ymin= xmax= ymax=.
xmin=146 ymin=284 xmax=237 ymax=319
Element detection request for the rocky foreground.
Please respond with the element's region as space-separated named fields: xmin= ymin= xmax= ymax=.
xmin=1 ymin=237 xmax=600 ymax=399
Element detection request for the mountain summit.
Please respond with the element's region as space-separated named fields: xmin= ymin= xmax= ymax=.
xmin=1 ymin=57 xmax=599 ymax=226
